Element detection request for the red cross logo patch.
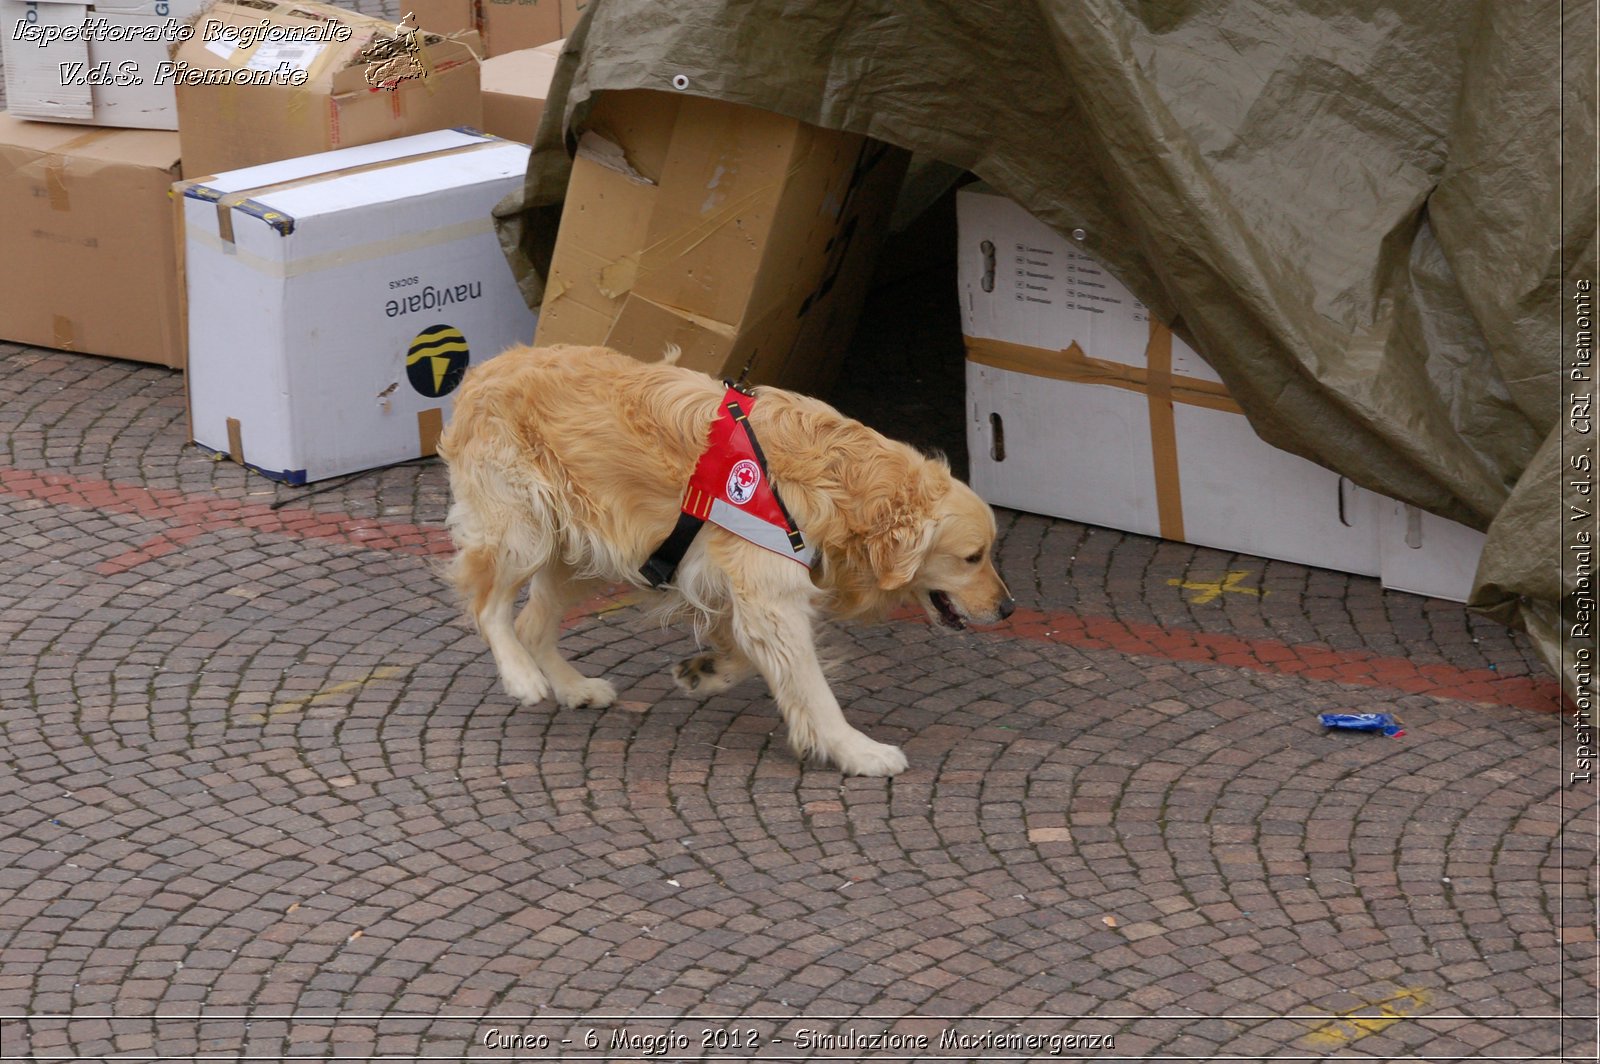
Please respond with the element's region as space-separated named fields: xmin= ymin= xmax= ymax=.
xmin=726 ymin=459 xmax=761 ymax=505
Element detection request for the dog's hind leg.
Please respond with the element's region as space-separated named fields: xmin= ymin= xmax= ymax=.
xmin=453 ymin=546 xmax=551 ymax=706
xmin=514 ymin=564 xmax=617 ymax=710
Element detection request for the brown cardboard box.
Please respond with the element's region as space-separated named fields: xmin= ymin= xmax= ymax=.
xmin=408 ymin=0 xmax=578 ymax=56
xmin=0 ymin=113 xmax=183 ymax=366
xmin=476 ymin=0 xmax=559 ymax=53
xmin=536 ymin=90 xmax=908 ymax=393
xmin=171 ymin=0 xmax=483 ymax=178
xmin=403 ymin=0 xmax=476 ymax=40
xmin=0 ymin=0 xmax=208 ymax=130
xmin=479 ymin=40 xmax=562 ymax=142
xmin=559 ymin=0 xmax=588 ymax=34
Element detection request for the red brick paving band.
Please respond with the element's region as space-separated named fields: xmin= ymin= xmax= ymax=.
xmin=1 ymin=464 xmax=1566 ymax=716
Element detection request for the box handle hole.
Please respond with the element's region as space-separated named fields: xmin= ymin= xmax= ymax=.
xmin=989 ymin=412 xmax=1006 ymax=462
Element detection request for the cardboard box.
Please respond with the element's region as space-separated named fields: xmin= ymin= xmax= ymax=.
xmin=960 ymin=185 xmax=1492 ymax=601
xmin=536 ymin=89 xmax=908 ymax=394
xmin=958 ymin=184 xmax=1385 ymax=578
xmin=170 ymin=0 xmax=482 ymax=178
xmin=479 ymin=39 xmax=561 ymax=143
xmin=402 ymin=0 xmax=474 ymax=41
xmin=0 ymin=112 xmax=183 ymax=366
xmin=408 ymin=0 xmax=581 ymax=56
xmin=1376 ymin=499 xmax=1486 ymax=602
xmin=177 ymin=129 xmax=537 ymax=484
xmin=1 ymin=0 xmax=206 ymax=129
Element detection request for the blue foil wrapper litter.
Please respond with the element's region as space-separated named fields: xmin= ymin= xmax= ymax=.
xmin=1319 ymin=712 xmax=1405 ymax=737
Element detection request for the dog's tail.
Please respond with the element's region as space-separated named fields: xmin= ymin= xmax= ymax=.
xmin=660 ymin=343 xmax=682 ymax=365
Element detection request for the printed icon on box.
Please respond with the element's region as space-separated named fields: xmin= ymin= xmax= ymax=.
xmin=360 ymin=11 xmax=425 ymax=90
xmin=406 ymin=324 xmax=469 ymax=397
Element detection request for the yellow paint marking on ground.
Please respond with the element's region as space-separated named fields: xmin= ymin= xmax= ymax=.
xmin=1301 ymin=987 xmax=1429 ymax=1050
xmin=1166 ymin=570 xmax=1267 ymax=605
xmin=264 ymin=665 xmax=409 ymax=716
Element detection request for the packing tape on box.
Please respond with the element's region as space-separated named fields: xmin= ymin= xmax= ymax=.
xmin=52 ymin=315 xmax=76 ymax=350
xmin=417 ymin=407 xmax=443 ymax=456
xmin=962 ymin=331 xmax=1242 ymax=415
xmin=1143 ymin=320 xmax=1184 ymax=542
xmin=185 ymin=213 xmax=495 ymax=275
xmin=45 ymin=164 xmax=71 ymax=213
xmin=180 ymin=137 xmax=508 ymax=249
xmin=965 ymin=323 xmax=1243 ymax=543
xmin=286 ymin=85 xmax=311 ymax=123
xmin=42 ymin=129 xmax=119 ymax=212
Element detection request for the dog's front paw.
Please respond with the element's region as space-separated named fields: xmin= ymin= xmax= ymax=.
xmin=556 ymin=677 xmax=616 ymax=710
xmin=828 ymin=735 xmax=909 ymax=777
xmin=672 ymin=654 xmax=735 ymax=695
xmin=502 ymin=667 xmax=550 ymax=706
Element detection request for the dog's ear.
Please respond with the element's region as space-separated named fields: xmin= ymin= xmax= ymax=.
xmin=866 ymin=519 xmax=936 ymax=591
xmin=840 ymin=443 xmax=951 ymax=593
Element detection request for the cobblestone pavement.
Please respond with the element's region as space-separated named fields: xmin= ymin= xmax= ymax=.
xmin=2 ymin=267 xmax=1597 ymax=1063
xmin=2 ymin=11 xmax=1597 ymax=1054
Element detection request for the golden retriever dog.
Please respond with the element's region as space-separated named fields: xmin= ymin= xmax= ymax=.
xmin=438 ymin=344 xmax=1013 ymax=776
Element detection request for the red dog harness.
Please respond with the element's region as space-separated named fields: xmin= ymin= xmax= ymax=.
xmin=641 ymin=386 xmax=816 ymax=587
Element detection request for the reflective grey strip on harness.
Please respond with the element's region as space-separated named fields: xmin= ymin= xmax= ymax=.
xmin=707 ymin=497 xmax=818 ymax=568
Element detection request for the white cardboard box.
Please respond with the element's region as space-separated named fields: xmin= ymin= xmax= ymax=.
xmin=1377 ymin=499 xmax=1487 ymax=603
xmin=958 ymin=183 xmax=1386 ymax=579
xmin=2 ymin=0 xmax=205 ymax=129
xmin=179 ymin=128 xmax=537 ymax=484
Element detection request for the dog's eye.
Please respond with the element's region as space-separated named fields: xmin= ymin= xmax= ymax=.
xmin=964 ymin=551 xmax=984 ymax=565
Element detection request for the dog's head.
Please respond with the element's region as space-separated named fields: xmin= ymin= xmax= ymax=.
xmin=867 ymin=477 xmax=1015 ymax=631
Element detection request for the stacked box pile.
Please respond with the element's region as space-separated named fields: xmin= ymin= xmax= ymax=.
xmin=0 ymin=0 xmax=204 ymax=364
xmin=956 ymin=184 xmax=1485 ymax=601
xmin=406 ymin=0 xmax=581 ymax=57
xmin=0 ymin=0 xmax=487 ymax=370
xmin=0 ymin=0 xmax=906 ymax=480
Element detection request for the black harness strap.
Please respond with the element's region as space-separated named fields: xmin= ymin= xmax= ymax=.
xmin=639 ymin=509 xmax=704 ymax=588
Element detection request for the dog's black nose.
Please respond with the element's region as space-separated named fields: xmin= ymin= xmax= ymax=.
xmin=998 ymin=597 xmax=1015 ymax=620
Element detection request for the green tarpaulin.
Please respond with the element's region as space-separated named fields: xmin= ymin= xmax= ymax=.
xmin=496 ymin=0 xmax=1597 ymax=701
